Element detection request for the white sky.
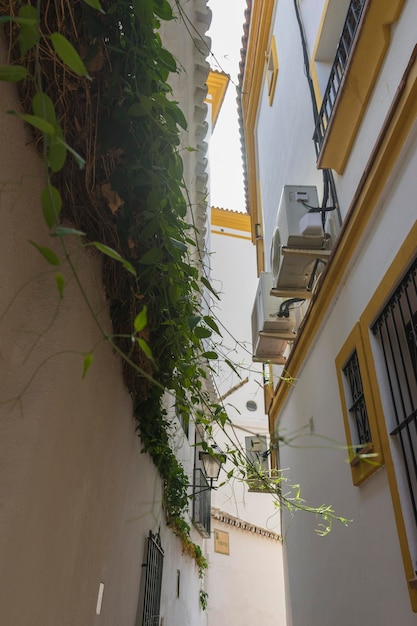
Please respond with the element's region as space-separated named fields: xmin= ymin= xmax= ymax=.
xmin=207 ymin=0 xmax=247 ymax=213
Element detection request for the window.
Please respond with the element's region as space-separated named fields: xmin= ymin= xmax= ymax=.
xmin=265 ymin=36 xmax=278 ymax=105
xmin=192 ymin=468 xmax=211 ymax=537
xmin=336 ymin=324 xmax=383 ymax=485
xmin=138 ymin=531 xmax=164 ymax=626
xmin=342 ymin=349 xmax=372 ymax=448
xmin=371 ymin=257 xmax=417 ymax=582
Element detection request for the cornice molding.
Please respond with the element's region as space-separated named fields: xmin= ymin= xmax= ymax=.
xmin=211 ymin=508 xmax=281 ymax=541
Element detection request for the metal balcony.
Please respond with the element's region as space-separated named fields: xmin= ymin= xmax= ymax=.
xmin=313 ymin=0 xmax=367 ymax=155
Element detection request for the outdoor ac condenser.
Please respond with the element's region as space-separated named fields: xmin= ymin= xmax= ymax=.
xmin=251 ymin=272 xmax=296 ymax=362
xmin=270 ymin=185 xmax=327 ymax=290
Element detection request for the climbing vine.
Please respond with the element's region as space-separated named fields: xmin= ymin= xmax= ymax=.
xmin=0 ymin=0 xmax=352 ymax=607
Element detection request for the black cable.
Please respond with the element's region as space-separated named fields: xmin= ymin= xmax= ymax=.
xmin=293 ymin=0 xmax=342 ymax=228
xmin=301 ymin=201 xmax=337 ymax=213
xmin=278 ymin=298 xmax=305 ymax=318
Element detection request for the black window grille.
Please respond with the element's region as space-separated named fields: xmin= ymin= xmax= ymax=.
xmin=342 ymin=349 xmax=372 ymax=450
xmin=192 ymin=468 xmax=211 ymax=538
xmin=313 ymin=0 xmax=366 ymax=155
xmin=141 ymin=531 xmax=164 ymax=626
xmin=371 ymin=257 xmax=417 ymax=531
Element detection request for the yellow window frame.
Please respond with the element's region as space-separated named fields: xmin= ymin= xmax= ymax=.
xmin=336 ymin=323 xmax=384 ymax=486
xmin=360 ymin=221 xmax=417 ymax=611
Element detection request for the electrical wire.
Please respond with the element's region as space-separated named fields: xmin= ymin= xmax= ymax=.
xmin=293 ymin=0 xmax=342 ymax=228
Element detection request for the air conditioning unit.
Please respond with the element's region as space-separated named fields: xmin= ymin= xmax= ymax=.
xmin=270 ymin=185 xmax=330 ymax=291
xmin=251 ymin=272 xmax=296 ymax=362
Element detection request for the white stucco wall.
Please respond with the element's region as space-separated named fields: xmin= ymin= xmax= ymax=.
xmin=206 ymin=213 xmax=287 ymax=623
xmin=206 ymin=520 xmax=285 ymax=626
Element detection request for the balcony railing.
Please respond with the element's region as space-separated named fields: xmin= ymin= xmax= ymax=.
xmin=192 ymin=468 xmax=211 ymax=537
xmin=313 ymin=0 xmax=366 ymax=155
xmin=371 ymin=257 xmax=417 ymax=532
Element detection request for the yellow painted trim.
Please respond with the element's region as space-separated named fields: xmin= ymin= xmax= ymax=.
xmin=360 ymin=221 xmax=417 ymax=612
xmin=309 ymin=59 xmax=322 ymax=110
xmin=270 ymin=44 xmax=417 ymax=425
xmin=335 ymin=323 xmax=384 ymax=486
xmin=266 ymin=35 xmax=278 ymax=105
xmin=206 ymin=71 xmax=229 ymax=129
xmin=211 ymin=207 xmax=251 ymax=232
xmin=242 ymin=0 xmax=275 ymax=247
xmin=309 ymin=0 xmax=331 ymax=110
xmin=256 ymin=179 xmax=265 ymax=274
xmin=317 ymin=0 xmax=405 ymax=173
xmin=211 ymin=230 xmax=252 ymax=241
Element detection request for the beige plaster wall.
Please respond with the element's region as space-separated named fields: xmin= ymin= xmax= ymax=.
xmin=0 ymin=40 xmax=206 ymax=626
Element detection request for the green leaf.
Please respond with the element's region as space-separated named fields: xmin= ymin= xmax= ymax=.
xmin=203 ymin=315 xmax=222 ymax=336
xmin=52 ymin=226 xmax=86 ymax=237
xmin=18 ymin=5 xmax=39 ymax=56
xmin=50 ymin=32 xmax=89 ymax=78
xmin=134 ymin=306 xmax=148 ymax=332
xmin=32 ymin=92 xmax=57 ymax=125
xmin=90 ymin=241 xmax=136 ymax=276
xmin=202 ymin=351 xmax=218 ymax=360
xmin=32 ymin=95 xmax=67 ymax=172
xmin=29 ymin=241 xmax=60 ymax=266
xmin=188 ymin=315 xmax=201 ymax=330
xmin=225 ymin=359 xmax=242 ymax=378
xmin=0 ymin=16 xmax=37 ymax=25
xmin=82 ymin=0 xmax=105 ymax=12
xmin=41 ymin=186 xmax=62 ymax=229
xmin=15 ymin=113 xmax=55 ymax=134
xmin=139 ymin=248 xmax=163 ymax=265
xmin=153 ymin=0 xmax=174 ymax=20
xmin=82 ymin=353 xmax=94 ymax=378
xmin=170 ymin=105 xmax=187 ymax=131
xmin=169 ymin=237 xmax=187 ymax=253
xmin=0 ymin=65 xmax=27 ymax=82
xmin=128 ymin=97 xmax=153 ymax=117
xmin=48 ymin=132 xmax=68 ymax=172
xmin=157 ymin=47 xmax=177 ymax=72
xmin=201 ymin=276 xmax=220 ymax=300
xmin=55 ymin=273 xmax=65 ymax=299
xmin=194 ymin=326 xmax=212 ymax=339
xmin=55 ymin=136 xmax=84 ymax=169
xmin=137 ymin=338 xmax=153 ymax=360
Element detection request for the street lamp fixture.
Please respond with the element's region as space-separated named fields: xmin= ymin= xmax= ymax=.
xmin=199 ymin=443 xmax=226 ymax=488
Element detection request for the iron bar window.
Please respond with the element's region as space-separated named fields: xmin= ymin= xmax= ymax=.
xmin=141 ymin=531 xmax=164 ymax=626
xmin=192 ymin=468 xmax=211 ymax=537
xmin=371 ymin=257 xmax=417 ymax=530
xmin=342 ymin=349 xmax=371 ymax=450
xmin=313 ymin=0 xmax=366 ymax=155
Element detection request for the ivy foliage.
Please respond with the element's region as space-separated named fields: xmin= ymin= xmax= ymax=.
xmin=0 ymin=0 xmax=218 ymax=578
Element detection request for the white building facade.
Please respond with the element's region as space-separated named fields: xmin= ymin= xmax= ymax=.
xmin=206 ymin=207 xmax=287 ymax=625
xmin=240 ymin=1 xmax=417 ymax=624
